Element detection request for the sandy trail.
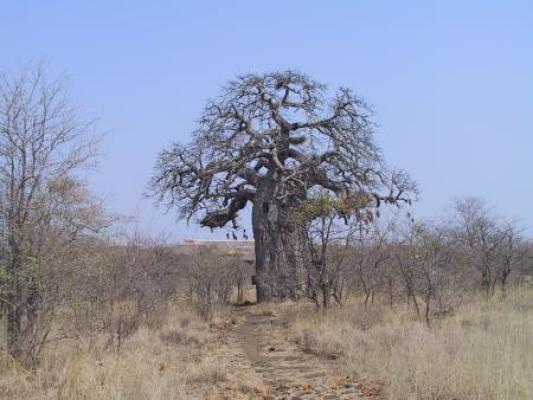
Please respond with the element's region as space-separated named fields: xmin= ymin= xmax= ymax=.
xmin=210 ymin=304 xmax=373 ymax=399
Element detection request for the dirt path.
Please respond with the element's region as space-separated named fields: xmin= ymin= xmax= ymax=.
xmin=209 ymin=305 xmax=380 ymax=399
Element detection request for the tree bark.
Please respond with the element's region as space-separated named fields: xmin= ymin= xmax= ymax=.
xmin=252 ymin=178 xmax=273 ymax=302
xmin=251 ymin=174 xmax=285 ymax=302
xmin=6 ymin=275 xmax=22 ymax=357
xmin=6 ymin=245 xmax=23 ymax=358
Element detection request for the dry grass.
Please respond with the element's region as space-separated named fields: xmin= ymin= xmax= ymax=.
xmin=0 ymin=304 xmax=229 ymax=400
xmin=288 ymin=290 xmax=533 ymax=400
xmin=2 ymin=290 xmax=531 ymax=400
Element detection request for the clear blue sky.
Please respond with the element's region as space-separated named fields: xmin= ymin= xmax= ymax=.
xmin=2 ymin=1 xmax=532 ymax=239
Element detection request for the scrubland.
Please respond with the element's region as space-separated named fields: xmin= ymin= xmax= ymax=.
xmin=1 ymin=290 xmax=532 ymax=400
xmin=0 ymin=303 xmax=229 ymax=400
xmin=287 ymin=290 xmax=533 ymax=400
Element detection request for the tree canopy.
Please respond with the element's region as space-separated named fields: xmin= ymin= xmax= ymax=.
xmin=151 ymin=71 xmax=416 ymax=229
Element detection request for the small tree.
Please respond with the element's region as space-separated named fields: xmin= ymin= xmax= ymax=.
xmin=452 ymin=197 xmax=523 ymax=298
xmin=0 ymin=63 xmax=102 ymax=364
xmin=185 ymin=245 xmax=240 ymax=319
xmin=350 ymin=221 xmax=390 ymax=309
xmin=293 ymin=193 xmax=358 ymax=309
xmin=497 ymin=221 xmax=526 ymax=295
xmin=411 ymin=223 xmax=454 ymax=326
xmin=393 ymin=218 xmax=456 ymax=325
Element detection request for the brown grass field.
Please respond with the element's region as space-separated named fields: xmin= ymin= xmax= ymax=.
xmin=1 ymin=289 xmax=532 ymax=399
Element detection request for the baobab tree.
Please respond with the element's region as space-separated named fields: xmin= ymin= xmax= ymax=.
xmin=151 ymin=71 xmax=416 ymax=301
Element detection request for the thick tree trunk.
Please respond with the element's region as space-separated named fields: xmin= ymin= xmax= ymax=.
xmin=252 ymin=214 xmax=267 ymax=302
xmin=251 ymin=171 xmax=303 ymax=302
xmin=252 ymin=178 xmax=273 ymax=302
xmin=278 ymin=215 xmax=305 ymax=300
xmin=251 ymin=210 xmax=283 ymax=301
xmin=251 ymin=175 xmax=285 ymax=302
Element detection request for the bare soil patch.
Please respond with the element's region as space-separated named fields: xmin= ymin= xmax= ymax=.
xmin=207 ymin=304 xmax=382 ymax=400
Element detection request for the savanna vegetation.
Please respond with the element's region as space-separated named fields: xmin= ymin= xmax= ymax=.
xmin=1 ymin=65 xmax=531 ymax=400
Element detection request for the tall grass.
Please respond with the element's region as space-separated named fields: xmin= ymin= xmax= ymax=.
xmin=2 ymin=291 xmax=531 ymax=399
xmin=0 ymin=305 xmax=228 ymax=400
xmin=289 ymin=290 xmax=533 ymax=400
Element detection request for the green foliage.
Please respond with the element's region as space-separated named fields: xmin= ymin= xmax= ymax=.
xmin=294 ymin=195 xmax=345 ymax=224
xmin=292 ymin=192 xmax=375 ymax=225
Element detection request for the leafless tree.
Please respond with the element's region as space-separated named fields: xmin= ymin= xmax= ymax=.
xmin=151 ymin=71 xmax=416 ymax=301
xmin=452 ymin=197 xmax=524 ymax=298
xmin=0 ymin=63 xmax=103 ymax=363
xmin=411 ymin=223 xmax=455 ymax=325
xmin=494 ymin=221 xmax=526 ymax=295
xmin=184 ymin=245 xmax=240 ymax=319
xmin=349 ymin=221 xmax=391 ymax=309
xmin=388 ymin=217 xmax=458 ymax=325
xmin=394 ymin=237 xmax=422 ymax=317
xmin=292 ymin=193 xmax=357 ymax=309
xmin=52 ymin=228 xmax=185 ymax=355
xmin=514 ymin=241 xmax=533 ymax=286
